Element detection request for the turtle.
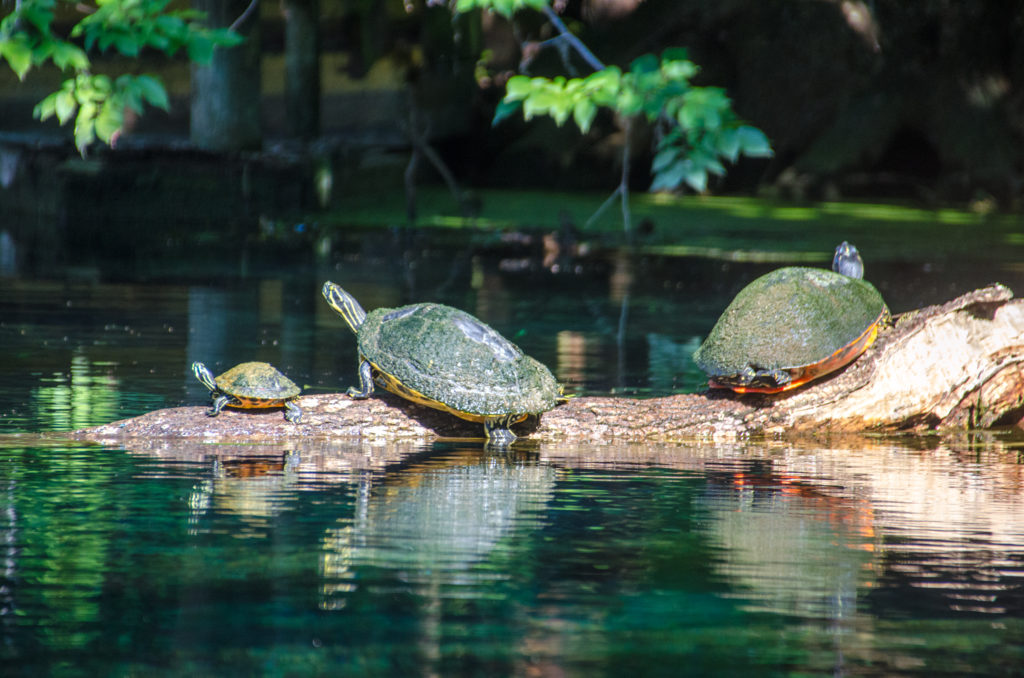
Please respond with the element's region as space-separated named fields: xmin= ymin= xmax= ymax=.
xmin=321 ymin=281 xmax=564 ymax=444
xmin=192 ymin=361 xmax=303 ymax=423
xmin=692 ymin=241 xmax=889 ymax=394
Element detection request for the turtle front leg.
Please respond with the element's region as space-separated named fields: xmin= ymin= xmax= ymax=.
xmin=484 ymin=416 xmax=518 ymax=447
xmin=208 ymin=394 xmax=231 ymax=417
xmin=283 ymin=399 xmax=303 ymax=424
xmin=347 ymin=360 xmax=375 ymax=399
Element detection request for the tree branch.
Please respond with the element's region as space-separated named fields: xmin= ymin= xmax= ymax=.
xmin=541 ymin=5 xmax=605 ymax=72
xmin=229 ymin=0 xmax=260 ymax=32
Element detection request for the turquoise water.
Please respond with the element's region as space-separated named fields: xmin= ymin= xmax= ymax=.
xmin=3 ymin=224 xmax=1024 ymax=675
xmin=3 ymin=438 xmax=1024 ymax=676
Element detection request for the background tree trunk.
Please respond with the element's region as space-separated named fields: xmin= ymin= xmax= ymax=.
xmin=284 ymin=0 xmax=320 ymax=139
xmin=191 ymin=0 xmax=262 ymax=151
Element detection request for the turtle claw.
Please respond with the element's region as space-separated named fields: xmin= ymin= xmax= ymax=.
xmin=484 ymin=416 xmax=518 ymax=447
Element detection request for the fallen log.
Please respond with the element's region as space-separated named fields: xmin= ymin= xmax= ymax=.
xmin=75 ymin=285 xmax=1024 ymax=444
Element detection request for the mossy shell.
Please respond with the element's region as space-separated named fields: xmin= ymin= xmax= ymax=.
xmin=693 ymin=267 xmax=888 ymax=391
xmin=358 ymin=303 xmax=561 ymax=418
xmin=214 ymin=362 xmax=301 ymax=404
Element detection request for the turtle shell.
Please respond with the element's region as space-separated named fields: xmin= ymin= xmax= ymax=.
xmin=357 ymin=303 xmax=561 ymax=418
xmin=215 ymin=362 xmax=301 ymax=404
xmin=693 ymin=267 xmax=888 ymax=393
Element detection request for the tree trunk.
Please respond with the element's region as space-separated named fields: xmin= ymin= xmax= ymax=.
xmin=75 ymin=286 xmax=1024 ymax=444
xmin=284 ymin=0 xmax=320 ymax=139
xmin=191 ymin=0 xmax=262 ymax=151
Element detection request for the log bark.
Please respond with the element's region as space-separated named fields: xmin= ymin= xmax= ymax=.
xmin=75 ymin=285 xmax=1024 ymax=445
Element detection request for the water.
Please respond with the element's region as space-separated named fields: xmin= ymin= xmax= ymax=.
xmin=3 ymin=216 xmax=1024 ymax=675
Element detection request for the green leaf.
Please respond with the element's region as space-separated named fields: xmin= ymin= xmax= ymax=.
xmin=652 ymin=146 xmax=681 ymax=174
xmin=187 ymin=33 xmax=215 ymax=63
xmin=207 ymin=28 xmax=244 ymax=48
xmin=630 ymin=54 xmax=659 ymax=75
xmin=1 ymin=36 xmax=34 ymax=80
xmin=55 ymin=89 xmax=78 ymax=125
xmin=113 ymin=33 xmax=141 ymax=57
xmin=34 ymin=91 xmax=58 ymax=121
xmin=22 ymin=5 xmax=55 ymax=34
xmin=651 ymin=159 xmax=686 ymax=192
xmin=660 ymin=58 xmax=698 ymax=83
xmin=504 ymin=75 xmax=532 ymax=101
xmin=134 ymin=74 xmax=169 ymax=110
xmin=550 ymin=95 xmax=572 ymax=126
xmin=737 ymin=125 xmax=773 ymax=157
xmin=572 ymin=98 xmax=597 ymax=133
xmin=683 ymin=163 xmax=708 ymax=192
xmin=661 ymin=47 xmax=690 ymax=63
xmin=95 ymin=100 xmax=123 ymax=143
xmin=74 ymin=102 xmax=98 ymax=152
xmin=717 ymin=127 xmax=740 ymax=162
xmin=522 ymin=89 xmax=559 ymax=119
xmin=614 ymin=87 xmax=642 ymax=116
xmin=52 ymin=42 xmax=90 ymax=71
xmin=492 ymin=99 xmax=521 ymax=126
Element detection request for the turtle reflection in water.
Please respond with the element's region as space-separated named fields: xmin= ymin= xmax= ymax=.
xmin=693 ymin=241 xmax=890 ymax=394
xmin=192 ymin=361 xmax=303 ymax=423
xmin=321 ymin=281 xmax=564 ymax=445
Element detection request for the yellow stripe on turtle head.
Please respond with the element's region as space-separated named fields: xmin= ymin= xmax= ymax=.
xmin=322 ymin=281 xmax=368 ymax=333
xmin=192 ymin=362 xmax=218 ymax=391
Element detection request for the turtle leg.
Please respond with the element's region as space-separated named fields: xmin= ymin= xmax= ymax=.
xmin=347 ymin=360 xmax=375 ymax=399
xmin=284 ymin=399 xmax=302 ymax=424
xmin=765 ymin=368 xmax=792 ymax=389
xmin=208 ymin=394 xmax=231 ymax=417
xmin=484 ymin=416 xmax=518 ymax=447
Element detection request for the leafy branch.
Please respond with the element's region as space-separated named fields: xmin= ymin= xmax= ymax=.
xmin=0 ymin=0 xmax=242 ymax=152
xmin=458 ymin=0 xmax=772 ymax=233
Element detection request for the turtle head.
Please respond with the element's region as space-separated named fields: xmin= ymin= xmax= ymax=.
xmin=322 ymin=281 xmax=368 ymax=333
xmin=191 ymin=362 xmax=218 ymax=392
xmin=832 ymin=241 xmax=864 ymax=279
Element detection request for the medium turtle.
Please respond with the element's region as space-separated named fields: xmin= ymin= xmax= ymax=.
xmin=192 ymin=361 xmax=302 ymax=423
xmin=321 ymin=281 xmax=563 ymax=444
xmin=693 ymin=241 xmax=889 ymax=394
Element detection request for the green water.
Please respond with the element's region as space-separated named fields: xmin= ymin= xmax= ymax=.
xmin=3 ymin=203 xmax=1024 ymax=676
xmin=3 ymin=439 xmax=1024 ymax=676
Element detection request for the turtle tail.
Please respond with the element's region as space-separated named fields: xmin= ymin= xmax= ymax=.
xmin=322 ymin=281 xmax=368 ymax=332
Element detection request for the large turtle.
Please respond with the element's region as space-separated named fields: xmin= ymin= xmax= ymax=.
xmin=192 ymin=361 xmax=302 ymax=423
xmin=693 ymin=241 xmax=889 ymax=394
xmin=321 ymin=281 xmax=563 ymax=444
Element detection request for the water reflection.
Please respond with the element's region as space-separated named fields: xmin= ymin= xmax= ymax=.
xmin=320 ymin=447 xmax=557 ymax=608
xmin=2 ymin=435 xmax=1024 ymax=674
xmin=31 ymin=353 xmax=121 ymax=431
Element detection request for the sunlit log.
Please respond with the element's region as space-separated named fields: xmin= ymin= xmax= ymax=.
xmin=76 ymin=285 xmax=1024 ymax=443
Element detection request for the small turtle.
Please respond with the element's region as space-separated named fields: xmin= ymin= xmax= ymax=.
xmin=192 ymin=361 xmax=302 ymax=423
xmin=321 ymin=281 xmax=563 ymax=444
xmin=693 ymin=241 xmax=889 ymax=394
